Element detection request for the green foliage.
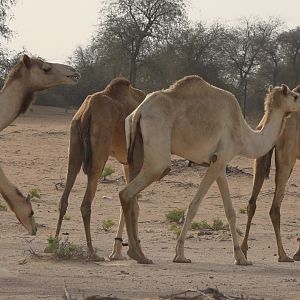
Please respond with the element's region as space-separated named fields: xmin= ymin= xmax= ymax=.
xmin=169 ymin=224 xmax=181 ymax=237
xmin=100 ymin=166 xmax=115 ymax=181
xmin=44 ymin=235 xmax=84 ymax=259
xmin=211 ymin=218 xmax=229 ymax=231
xmin=239 ymin=208 xmax=246 ymax=214
xmin=102 ymin=219 xmax=115 ymax=232
xmin=191 ymin=220 xmax=210 ymax=230
xmin=44 ymin=235 xmax=59 ymax=253
xmin=191 ymin=218 xmax=229 ymax=231
xmin=28 ymin=188 xmax=41 ymax=200
xmin=165 ymin=208 xmax=184 ymax=224
xmin=0 ymin=202 xmax=7 ymax=211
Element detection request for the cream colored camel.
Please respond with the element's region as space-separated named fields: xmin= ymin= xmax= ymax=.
xmin=241 ymin=85 xmax=300 ymax=262
xmin=55 ymin=78 xmax=145 ymax=260
xmin=119 ymin=75 xmax=300 ymax=265
xmin=0 ymin=54 xmax=80 ymax=235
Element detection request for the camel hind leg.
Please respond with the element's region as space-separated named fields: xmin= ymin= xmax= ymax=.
xmin=81 ymin=135 xmax=111 ymax=261
xmin=109 ymin=164 xmax=130 ymax=261
xmin=55 ymin=119 xmax=83 ymax=237
xmin=120 ymin=124 xmax=171 ymax=264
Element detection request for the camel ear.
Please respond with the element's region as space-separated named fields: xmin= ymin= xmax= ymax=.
xmin=281 ymin=84 xmax=288 ymax=96
xmin=21 ymin=54 xmax=31 ymax=69
xmin=293 ymin=85 xmax=300 ymax=93
xmin=268 ymin=85 xmax=273 ymax=93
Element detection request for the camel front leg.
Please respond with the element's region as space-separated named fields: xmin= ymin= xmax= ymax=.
xmin=269 ymin=145 xmax=296 ymax=262
xmin=217 ymin=171 xmax=252 ymax=265
xmin=55 ymin=120 xmax=82 ymax=238
xmin=174 ymin=162 xmax=225 ymax=263
xmin=241 ymin=152 xmax=271 ymax=258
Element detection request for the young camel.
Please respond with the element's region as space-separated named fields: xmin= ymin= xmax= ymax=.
xmin=241 ymin=85 xmax=300 ymax=262
xmin=0 ymin=54 xmax=80 ymax=235
xmin=119 ymin=75 xmax=300 ymax=265
xmin=55 ymin=78 xmax=145 ymax=260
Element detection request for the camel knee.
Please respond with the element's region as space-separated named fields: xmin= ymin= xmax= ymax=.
xmin=80 ymin=204 xmax=91 ymax=218
xmin=269 ymin=206 xmax=280 ymax=222
xmin=225 ymin=208 xmax=236 ymax=224
xmin=247 ymin=197 xmax=256 ymax=218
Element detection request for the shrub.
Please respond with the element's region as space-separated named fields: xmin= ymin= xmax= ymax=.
xmin=0 ymin=203 xmax=7 ymax=211
xmin=169 ymin=224 xmax=181 ymax=237
xmin=44 ymin=235 xmax=84 ymax=259
xmin=28 ymin=188 xmax=41 ymax=200
xmin=191 ymin=220 xmax=211 ymax=230
xmin=239 ymin=208 xmax=246 ymax=214
xmin=102 ymin=219 xmax=115 ymax=232
xmin=100 ymin=166 xmax=115 ymax=181
xmin=165 ymin=208 xmax=184 ymax=224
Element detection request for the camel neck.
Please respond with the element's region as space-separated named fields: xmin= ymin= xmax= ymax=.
xmin=0 ymin=80 xmax=34 ymax=132
xmin=240 ymin=110 xmax=286 ymax=159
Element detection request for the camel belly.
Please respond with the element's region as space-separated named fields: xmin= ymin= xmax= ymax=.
xmin=171 ymin=132 xmax=221 ymax=165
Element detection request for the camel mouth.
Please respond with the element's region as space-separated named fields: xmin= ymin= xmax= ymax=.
xmin=67 ymin=73 xmax=80 ymax=82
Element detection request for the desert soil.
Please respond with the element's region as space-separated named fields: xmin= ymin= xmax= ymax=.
xmin=0 ymin=106 xmax=299 ymax=300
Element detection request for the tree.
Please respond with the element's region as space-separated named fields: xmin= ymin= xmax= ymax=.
xmin=279 ymin=27 xmax=300 ymax=86
xmin=97 ymin=0 xmax=187 ymax=85
xmin=220 ymin=18 xmax=281 ymax=116
xmin=0 ymin=0 xmax=15 ymax=40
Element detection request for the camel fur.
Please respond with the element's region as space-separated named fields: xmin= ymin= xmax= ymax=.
xmin=241 ymin=85 xmax=300 ymax=262
xmin=55 ymin=78 xmax=145 ymax=260
xmin=119 ymin=75 xmax=300 ymax=265
xmin=0 ymin=54 xmax=79 ymax=235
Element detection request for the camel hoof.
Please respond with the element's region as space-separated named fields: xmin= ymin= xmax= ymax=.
xmin=293 ymin=251 xmax=300 ymax=261
xmin=278 ymin=256 xmax=294 ymax=262
xmin=293 ymin=255 xmax=300 ymax=261
xmin=240 ymin=246 xmax=248 ymax=258
xmin=173 ymin=256 xmax=192 ymax=263
xmin=235 ymin=258 xmax=252 ymax=266
xmin=137 ymin=257 xmax=153 ymax=264
xmin=109 ymin=252 xmax=127 ymax=261
xmin=88 ymin=253 xmax=105 ymax=262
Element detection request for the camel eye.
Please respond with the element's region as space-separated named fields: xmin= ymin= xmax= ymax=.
xmin=43 ymin=65 xmax=51 ymax=73
xmin=29 ymin=211 xmax=34 ymax=217
xmin=294 ymin=95 xmax=298 ymax=101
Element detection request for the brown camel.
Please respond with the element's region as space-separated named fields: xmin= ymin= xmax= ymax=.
xmin=0 ymin=54 xmax=80 ymax=235
xmin=118 ymin=75 xmax=300 ymax=265
xmin=241 ymin=85 xmax=300 ymax=262
xmin=55 ymin=78 xmax=145 ymax=260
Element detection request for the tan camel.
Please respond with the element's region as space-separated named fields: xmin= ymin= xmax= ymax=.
xmin=118 ymin=75 xmax=300 ymax=265
xmin=0 ymin=54 xmax=80 ymax=235
xmin=55 ymin=78 xmax=145 ymax=260
xmin=241 ymin=85 xmax=300 ymax=262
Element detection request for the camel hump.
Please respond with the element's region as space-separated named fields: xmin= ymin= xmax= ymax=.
xmin=167 ymin=75 xmax=207 ymax=93
xmin=103 ymin=77 xmax=132 ymax=99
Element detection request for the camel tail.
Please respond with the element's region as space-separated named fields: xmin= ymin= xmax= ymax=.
xmin=77 ymin=109 xmax=92 ymax=174
xmin=126 ymin=111 xmax=141 ymax=164
xmin=255 ymin=147 xmax=274 ymax=180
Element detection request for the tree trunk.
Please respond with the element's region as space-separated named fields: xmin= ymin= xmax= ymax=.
xmin=129 ymin=56 xmax=137 ymax=85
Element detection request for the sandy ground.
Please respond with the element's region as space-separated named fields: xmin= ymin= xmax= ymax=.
xmin=0 ymin=106 xmax=299 ymax=300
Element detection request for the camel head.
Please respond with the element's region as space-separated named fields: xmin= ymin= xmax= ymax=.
xmin=266 ymin=84 xmax=300 ymax=114
xmin=5 ymin=190 xmax=37 ymax=235
xmin=12 ymin=54 xmax=80 ymax=91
